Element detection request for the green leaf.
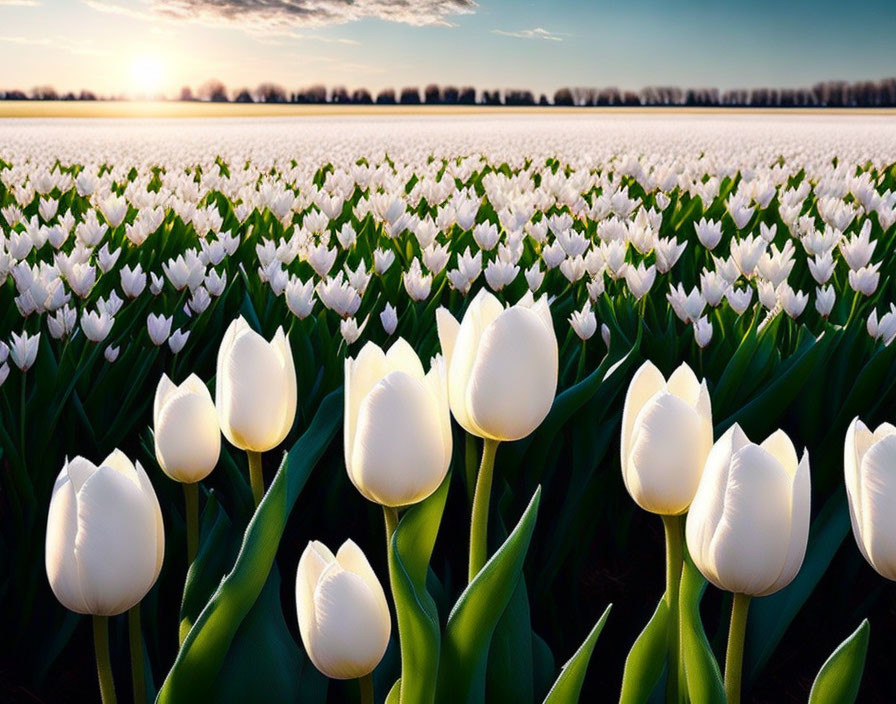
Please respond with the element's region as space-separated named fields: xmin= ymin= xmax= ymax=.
xmin=618 ymin=596 xmax=669 ymax=704
xmin=679 ymin=555 xmax=725 ymax=704
xmin=808 ymin=620 xmax=870 ymax=704
xmin=542 ymin=604 xmax=611 ymax=704
xmin=436 ymin=487 xmax=542 ymax=704
xmin=156 ymin=390 xmax=342 ymax=704
xmin=389 ymin=473 xmax=451 ymax=704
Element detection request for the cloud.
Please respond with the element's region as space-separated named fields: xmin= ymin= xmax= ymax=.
xmin=491 ymin=27 xmax=565 ymax=42
xmin=149 ymin=0 xmax=477 ymax=28
xmin=0 ymin=34 xmax=107 ymax=55
xmin=0 ymin=0 xmax=41 ymax=6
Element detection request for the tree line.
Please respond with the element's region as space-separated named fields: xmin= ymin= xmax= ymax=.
xmin=3 ymin=78 xmax=896 ymax=107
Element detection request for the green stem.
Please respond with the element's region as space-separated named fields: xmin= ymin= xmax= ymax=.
xmin=183 ymin=482 xmax=199 ymax=565
xmin=464 ymin=433 xmax=478 ymax=508
xmin=383 ymin=506 xmax=399 ymax=546
xmin=575 ymin=340 xmax=587 ymax=383
xmin=468 ymin=437 xmax=500 ymax=583
xmin=661 ymin=514 xmax=684 ymax=704
xmin=19 ymin=370 xmax=25 ymax=464
xmin=128 ymin=605 xmax=146 ymax=704
xmin=247 ymin=450 xmax=264 ymax=507
xmin=724 ymin=593 xmax=752 ymax=704
xmin=93 ymin=615 xmax=117 ymax=704
xmin=359 ymin=673 xmax=374 ymax=704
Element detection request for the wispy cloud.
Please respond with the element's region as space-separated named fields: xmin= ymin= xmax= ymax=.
xmin=0 ymin=0 xmax=41 ymax=6
xmin=491 ymin=27 xmax=565 ymax=42
xmin=0 ymin=33 xmax=108 ymax=55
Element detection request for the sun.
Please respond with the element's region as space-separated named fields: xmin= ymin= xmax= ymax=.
xmin=130 ymin=56 xmax=165 ymax=98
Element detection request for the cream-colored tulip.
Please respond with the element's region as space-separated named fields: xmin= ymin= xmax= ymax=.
xmin=45 ymin=451 xmax=165 ymax=616
xmin=216 ymin=316 xmax=297 ymax=452
xmin=436 ymin=289 xmax=558 ymax=442
xmin=686 ymin=424 xmax=810 ymax=596
xmin=154 ymin=373 xmax=221 ymax=483
xmin=621 ymin=361 xmax=713 ymax=515
xmin=295 ymin=540 xmax=390 ymax=680
xmin=844 ymin=417 xmax=896 ymax=580
xmin=345 ymin=339 xmax=451 ymax=507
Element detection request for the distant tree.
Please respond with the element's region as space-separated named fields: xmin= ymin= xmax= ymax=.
xmin=61 ymin=92 xmax=76 ymax=101
xmin=424 ymin=84 xmax=441 ymax=104
xmin=179 ymin=86 xmax=195 ymax=101
xmin=458 ymin=86 xmax=477 ymax=104
xmin=198 ymin=79 xmax=228 ymax=102
xmin=31 ymin=86 xmax=58 ymax=101
xmin=79 ymin=90 xmax=97 ymax=101
xmin=255 ymin=83 xmax=287 ymax=103
xmin=331 ymin=86 xmax=350 ymax=103
xmin=399 ymin=87 xmax=421 ymax=104
xmin=376 ymin=88 xmax=397 ymax=104
xmin=351 ymin=88 xmax=373 ymax=104
xmin=441 ymin=86 xmax=459 ymax=104
xmin=538 ymin=94 xmax=549 ymax=106
xmin=505 ymin=90 xmax=535 ymax=106
xmin=233 ymin=88 xmax=253 ymax=103
xmin=553 ymin=88 xmax=574 ymax=106
xmin=2 ymin=89 xmax=28 ymax=101
xmin=302 ymin=85 xmax=328 ymax=104
xmin=481 ymin=89 xmax=502 ymax=105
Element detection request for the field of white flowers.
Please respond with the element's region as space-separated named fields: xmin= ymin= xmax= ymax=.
xmin=2 ymin=114 xmax=896 ymax=703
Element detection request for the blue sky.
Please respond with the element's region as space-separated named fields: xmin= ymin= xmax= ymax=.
xmin=1 ymin=0 xmax=894 ymax=97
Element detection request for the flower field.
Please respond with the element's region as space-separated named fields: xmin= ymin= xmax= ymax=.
xmin=2 ymin=114 xmax=896 ymax=703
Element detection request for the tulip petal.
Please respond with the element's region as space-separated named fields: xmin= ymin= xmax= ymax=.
xmin=345 ymin=342 xmax=388 ymax=480
xmin=771 ymin=449 xmax=811 ymax=593
xmin=385 ymin=337 xmax=425 ymax=380
xmin=153 ymin=373 xmax=177 ymax=429
xmin=336 ymin=539 xmax=391 ymax=627
xmin=665 ymin=362 xmax=701 ymax=405
xmin=46 ymin=468 xmax=89 ymax=613
xmin=844 ymin=417 xmax=872 ymax=566
xmin=620 ymin=361 xmax=665 ymax=488
xmin=859 ymin=435 xmax=896 ymax=580
xmin=296 ymin=541 xmax=336 ymax=645
xmin=760 ymin=429 xmax=799 ymax=477
xmin=435 ymin=307 xmax=459 ymax=366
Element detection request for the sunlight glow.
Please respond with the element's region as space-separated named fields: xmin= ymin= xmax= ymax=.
xmin=130 ymin=56 xmax=165 ymax=97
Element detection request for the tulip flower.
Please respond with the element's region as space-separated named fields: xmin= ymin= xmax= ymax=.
xmin=46 ymin=451 xmax=164 ymax=704
xmin=437 ymin=289 xmax=558 ymax=581
xmin=296 ymin=539 xmax=390 ymax=696
xmin=345 ymin=339 xmax=451 ymax=510
xmin=216 ymin=316 xmax=297 ymax=505
xmin=844 ymin=418 xmax=896 ymax=580
xmin=620 ymin=360 xmax=712 ymax=701
xmin=686 ymin=424 xmax=810 ymax=704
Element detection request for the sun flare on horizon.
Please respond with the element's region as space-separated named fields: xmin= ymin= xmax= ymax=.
xmin=130 ymin=55 xmax=166 ymax=98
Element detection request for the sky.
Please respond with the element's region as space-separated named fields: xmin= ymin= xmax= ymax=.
xmin=1 ymin=0 xmax=895 ymax=98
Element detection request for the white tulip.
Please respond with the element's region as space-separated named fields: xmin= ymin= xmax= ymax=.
xmin=380 ymin=303 xmax=398 ymax=335
xmin=9 ymin=330 xmax=39 ymax=371
xmin=686 ymin=424 xmax=810 ymax=596
xmin=147 ymin=313 xmax=172 ymax=346
xmin=844 ymin=418 xmax=896 ymax=580
xmin=569 ymin=305 xmax=597 ymax=341
xmin=436 ymin=289 xmax=558 ymax=442
xmin=621 ymin=361 xmax=713 ymax=515
xmin=45 ymin=451 xmax=164 ymax=615
xmin=154 ymin=373 xmax=220 ymax=483
xmin=345 ymin=339 xmax=451 ymax=507
xmin=296 ymin=540 xmax=390 ymax=680
xmin=216 ymin=317 xmax=297 ymax=452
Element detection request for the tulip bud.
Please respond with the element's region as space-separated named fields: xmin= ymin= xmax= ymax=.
xmin=296 ymin=540 xmax=390 ymax=680
xmin=216 ymin=316 xmax=297 ymax=452
xmin=154 ymin=373 xmax=221 ymax=483
xmin=345 ymin=339 xmax=451 ymax=507
xmin=686 ymin=424 xmax=810 ymax=596
xmin=844 ymin=418 xmax=896 ymax=580
xmin=436 ymin=289 xmax=558 ymax=442
xmin=621 ymin=361 xmax=713 ymax=515
xmin=46 ymin=451 xmax=165 ymax=615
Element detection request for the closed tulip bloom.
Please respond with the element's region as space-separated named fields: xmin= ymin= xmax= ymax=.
xmin=621 ymin=361 xmax=713 ymax=515
xmin=46 ymin=451 xmax=165 ymax=615
xmin=296 ymin=540 xmax=390 ymax=680
xmin=345 ymin=339 xmax=450 ymax=507
xmin=154 ymin=373 xmax=221 ymax=483
xmin=686 ymin=424 xmax=810 ymax=596
xmin=216 ymin=316 xmax=297 ymax=452
xmin=436 ymin=289 xmax=558 ymax=442
xmin=844 ymin=418 xmax=896 ymax=580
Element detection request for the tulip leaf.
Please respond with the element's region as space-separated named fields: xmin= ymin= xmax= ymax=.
xmin=156 ymin=389 xmax=342 ymax=704
xmin=542 ymin=603 xmax=611 ymax=704
xmin=389 ymin=472 xmax=451 ymax=704
xmin=436 ymin=487 xmax=541 ymax=704
xmin=618 ymin=596 xmax=669 ymax=704
xmin=679 ymin=555 xmax=725 ymax=704
xmin=808 ymin=620 xmax=870 ymax=704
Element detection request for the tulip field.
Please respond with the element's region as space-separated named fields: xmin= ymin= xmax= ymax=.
xmin=2 ymin=113 xmax=896 ymax=703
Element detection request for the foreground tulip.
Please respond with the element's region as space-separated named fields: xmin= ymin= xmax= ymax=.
xmin=686 ymin=424 xmax=810 ymax=704
xmin=844 ymin=418 xmax=896 ymax=580
xmin=345 ymin=339 xmax=451 ymax=510
xmin=296 ymin=539 xmax=390 ymax=700
xmin=620 ymin=360 xmax=712 ymax=701
xmin=436 ymin=289 xmax=558 ymax=582
xmin=46 ymin=451 xmax=164 ymax=704
xmin=216 ymin=316 xmax=297 ymax=504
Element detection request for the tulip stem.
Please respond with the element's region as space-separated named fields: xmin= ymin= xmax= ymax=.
xmin=93 ymin=615 xmax=117 ymax=704
xmin=661 ymin=514 xmax=684 ymax=704
xmin=724 ymin=593 xmax=752 ymax=704
xmin=247 ymin=451 xmax=264 ymax=506
xmin=128 ymin=604 xmax=146 ymax=704
xmin=184 ymin=482 xmax=199 ymax=565
xmin=358 ymin=673 xmax=374 ymax=704
xmin=575 ymin=340 xmax=587 ymax=383
xmin=383 ymin=506 xmax=399 ymax=545
xmin=19 ymin=370 xmax=26 ymax=463
xmin=469 ymin=437 xmax=500 ymax=583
